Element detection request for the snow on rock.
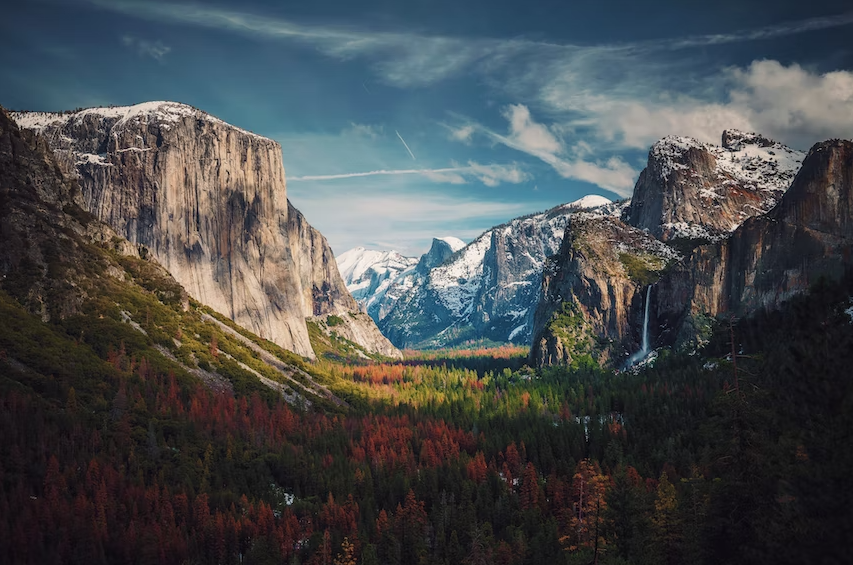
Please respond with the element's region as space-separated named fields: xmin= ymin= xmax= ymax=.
xmin=11 ymin=101 xmax=267 ymax=141
xmin=625 ymin=130 xmax=805 ymax=241
xmin=436 ymin=236 xmax=466 ymax=252
xmin=377 ymin=196 xmax=622 ymax=348
xmin=336 ymin=247 xmax=419 ymax=320
xmin=568 ymin=194 xmax=612 ymax=209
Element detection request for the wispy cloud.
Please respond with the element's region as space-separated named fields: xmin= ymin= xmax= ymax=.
xmin=121 ymin=35 xmax=171 ymax=60
xmin=660 ymin=12 xmax=853 ymax=50
xmin=78 ymin=0 xmax=853 ymax=87
xmin=289 ymin=188 xmax=542 ymax=255
xmin=290 ymin=167 xmax=463 ymax=181
xmin=457 ymin=104 xmax=638 ymax=196
xmin=342 ymin=122 xmax=383 ymax=139
xmin=77 ymin=0 xmax=853 ymax=192
xmin=289 ymin=162 xmax=530 ymax=187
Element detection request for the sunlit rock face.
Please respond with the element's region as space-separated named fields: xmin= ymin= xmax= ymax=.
xmin=13 ymin=102 xmax=401 ymax=359
xmin=624 ymin=130 xmax=804 ymax=242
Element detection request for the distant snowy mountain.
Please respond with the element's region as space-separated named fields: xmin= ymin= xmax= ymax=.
xmin=336 ymin=247 xmax=419 ymax=320
xmin=375 ymin=195 xmax=619 ymax=348
xmin=336 ymin=236 xmax=468 ymax=324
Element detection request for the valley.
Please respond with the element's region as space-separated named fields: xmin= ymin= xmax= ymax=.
xmin=1 ymin=93 xmax=852 ymax=565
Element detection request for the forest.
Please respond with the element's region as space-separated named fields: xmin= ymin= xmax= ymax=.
xmin=1 ymin=271 xmax=852 ymax=565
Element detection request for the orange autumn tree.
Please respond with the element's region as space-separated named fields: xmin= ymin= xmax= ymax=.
xmin=560 ymin=459 xmax=609 ymax=561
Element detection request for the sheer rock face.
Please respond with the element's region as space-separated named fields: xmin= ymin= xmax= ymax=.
xmin=623 ymin=131 xmax=804 ymax=242
xmin=416 ymin=237 xmax=464 ymax=274
xmin=12 ymin=103 xmax=401 ymax=359
xmin=656 ymin=139 xmax=853 ymax=348
xmin=531 ymin=136 xmax=851 ymax=367
xmin=529 ymin=215 xmax=677 ymax=367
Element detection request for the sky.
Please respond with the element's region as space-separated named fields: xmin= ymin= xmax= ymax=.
xmin=2 ymin=0 xmax=853 ymax=256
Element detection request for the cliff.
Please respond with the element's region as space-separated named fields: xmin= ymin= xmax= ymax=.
xmin=656 ymin=139 xmax=853 ymax=348
xmin=12 ymin=102 xmax=401 ymax=359
xmin=0 ymin=105 xmax=150 ymax=321
xmin=377 ymin=196 xmax=617 ymax=348
xmin=623 ymin=130 xmax=804 ymax=242
xmin=529 ymin=214 xmax=677 ymax=367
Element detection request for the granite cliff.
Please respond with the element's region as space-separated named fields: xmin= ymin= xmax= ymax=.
xmin=532 ymin=132 xmax=851 ymax=368
xmin=623 ymin=130 xmax=804 ymax=242
xmin=12 ymin=102 xmax=400 ymax=359
xmin=656 ymin=139 xmax=853 ymax=349
xmin=530 ymin=214 xmax=678 ymax=367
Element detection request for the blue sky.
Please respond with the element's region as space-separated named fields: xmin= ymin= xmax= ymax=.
xmin=2 ymin=0 xmax=853 ymax=256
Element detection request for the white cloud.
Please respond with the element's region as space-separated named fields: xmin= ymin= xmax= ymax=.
xmin=121 ymin=35 xmax=171 ymax=60
xmin=462 ymin=104 xmax=638 ymax=196
xmin=502 ymin=104 xmax=563 ymax=155
xmin=466 ymin=161 xmax=530 ymax=186
xmin=543 ymin=60 xmax=853 ymax=151
xmin=728 ymin=61 xmax=853 ymax=146
xmin=342 ymin=122 xmax=383 ymax=138
xmin=449 ymin=124 xmax=475 ymax=144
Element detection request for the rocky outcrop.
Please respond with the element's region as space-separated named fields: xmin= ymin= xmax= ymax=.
xmin=416 ymin=237 xmax=465 ymax=274
xmin=12 ymin=102 xmax=400 ymax=359
xmin=0 ymin=105 xmax=149 ymax=321
xmin=377 ymin=196 xmax=619 ymax=348
xmin=530 ymin=215 xmax=677 ymax=367
xmin=623 ymin=130 xmax=804 ymax=242
xmin=656 ymin=139 xmax=853 ymax=349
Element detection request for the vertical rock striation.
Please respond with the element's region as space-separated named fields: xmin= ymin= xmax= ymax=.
xmin=12 ymin=102 xmax=401 ymax=359
xmin=656 ymin=139 xmax=853 ymax=348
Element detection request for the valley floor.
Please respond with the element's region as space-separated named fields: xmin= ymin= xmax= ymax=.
xmin=2 ymin=277 xmax=852 ymax=565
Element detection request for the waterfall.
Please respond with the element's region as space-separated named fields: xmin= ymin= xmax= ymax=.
xmin=640 ymin=284 xmax=651 ymax=354
xmin=626 ymin=285 xmax=653 ymax=368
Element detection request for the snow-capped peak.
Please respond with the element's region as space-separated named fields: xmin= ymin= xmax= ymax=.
xmin=436 ymin=236 xmax=466 ymax=252
xmin=336 ymin=247 xmax=416 ymax=286
xmin=11 ymin=101 xmax=267 ymax=140
xmin=568 ymin=195 xmax=612 ymax=209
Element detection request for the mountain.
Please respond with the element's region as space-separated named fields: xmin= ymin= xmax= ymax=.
xmin=0 ymin=103 xmax=349 ymax=407
xmin=337 ymin=247 xmax=420 ymax=321
xmin=336 ymin=237 xmax=466 ymax=323
xmin=532 ymin=131 xmax=851 ymax=368
xmin=656 ymin=138 xmax=853 ymax=349
xmin=11 ymin=102 xmax=400 ymax=360
xmin=623 ymin=130 xmax=804 ymax=242
xmin=530 ymin=213 xmax=679 ymax=367
xmin=416 ymin=236 xmax=466 ymax=272
xmin=376 ymin=195 xmax=616 ymax=349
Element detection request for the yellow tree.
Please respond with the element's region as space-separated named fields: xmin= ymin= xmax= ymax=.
xmin=334 ymin=536 xmax=357 ymax=565
xmin=651 ymin=471 xmax=681 ymax=565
